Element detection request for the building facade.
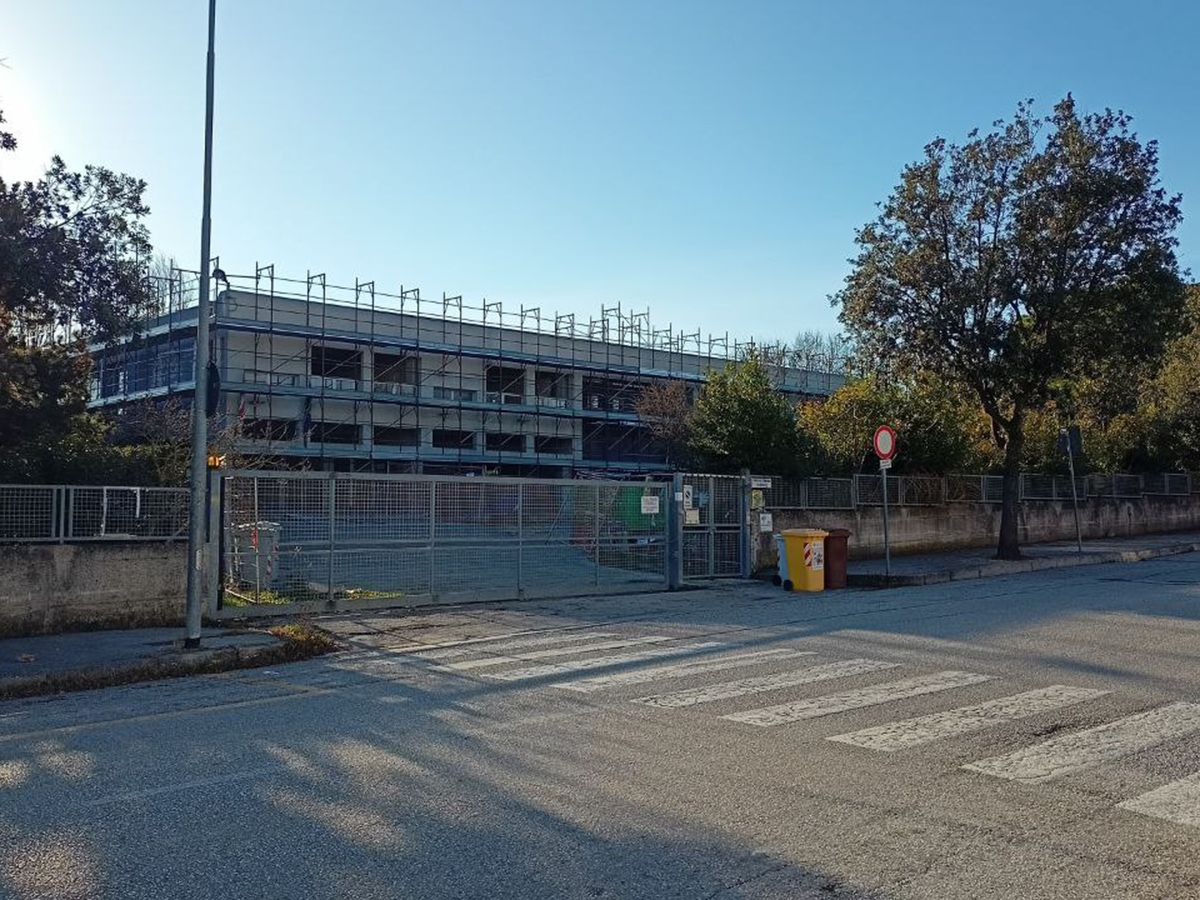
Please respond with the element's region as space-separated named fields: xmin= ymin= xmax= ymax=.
xmin=89 ymin=275 xmax=845 ymax=477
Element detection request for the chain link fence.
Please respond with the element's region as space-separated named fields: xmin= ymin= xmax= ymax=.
xmin=762 ymin=471 xmax=1196 ymax=511
xmin=0 ymin=485 xmax=189 ymax=542
xmin=219 ymin=470 xmax=670 ymax=612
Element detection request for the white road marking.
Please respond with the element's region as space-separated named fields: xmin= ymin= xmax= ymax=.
xmin=557 ymin=649 xmax=816 ymax=693
xmin=828 ymin=686 xmax=1110 ymax=751
xmin=964 ymin=702 xmax=1200 ymax=784
xmin=445 ymin=635 xmax=676 ymax=671
xmin=632 ymin=659 xmax=900 ymax=709
xmin=412 ymin=631 xmax=617 ymax=661
xmin=724 ymin=670 xmax=993 ymax=727
xmin=1118 ymin=772 xmax=1200 ymax=827
xmin=481 ymin=643 xmax=726 ymax=682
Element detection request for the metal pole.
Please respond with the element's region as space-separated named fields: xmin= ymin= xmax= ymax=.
xmin=184 ymin=0 xmax=217 ymax=649
xmin=880 ymin=467 xmax=892 ymax=579
xmin=1066 ymin=444 xmax=1083 ymax=553
xmin=516 ymin=483 xmax=524 ymax=598
xmin=667 ymin=474 xmax=683 ymax=589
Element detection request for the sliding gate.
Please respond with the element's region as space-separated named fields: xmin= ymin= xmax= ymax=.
xmin=215 ymin=470 xmax=671 ymax=616
xmin=680 ymin=473 xmax=749 ymax=580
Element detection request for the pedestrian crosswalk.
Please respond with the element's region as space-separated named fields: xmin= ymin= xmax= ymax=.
xmin=828 ymin=686 xmax=1111 ymax=751
xmin=723 ymin=670 xmax=994 ymax=727
xmin=963 ymin=702 xmax=1200 ymax=783
xmin=400 ymin=627 xmax=1200 ymax=830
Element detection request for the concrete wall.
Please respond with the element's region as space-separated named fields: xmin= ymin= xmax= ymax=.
xmin=756 ymin=495 xmax=1200 ymax=569
xmin=0 ymin=543 xmax=185 ymax=637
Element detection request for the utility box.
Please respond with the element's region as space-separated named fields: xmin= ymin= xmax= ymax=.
xmin=782 ymin=528 xmax=828 ymax=592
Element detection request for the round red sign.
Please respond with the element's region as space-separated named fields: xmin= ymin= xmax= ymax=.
xmin=873 ymin=425 xmax=897 ymax=460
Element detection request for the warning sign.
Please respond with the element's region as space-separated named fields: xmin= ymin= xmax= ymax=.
xmin=803 ymin=540 xmax=825 ymax=571
xmin=640 ymin=495 xmax=660 ymax=515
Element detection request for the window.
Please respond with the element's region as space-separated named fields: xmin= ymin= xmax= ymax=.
xmin=485 ymin=433 xmax=525 ymax=453
xmin=535 ymin=371 xmax=570 ymax=399
xmin=311 ymin=346 xmax=361 ymax=379
xmin=242 ymin=418 xmax=297 ymax=442
xmin=312 ymin=422 xmax=359 ymax=445
xmin=432 ymin=386 xmax=477 ymax=402
xmin=432 ymin=429 xmax=474 ymax=450
xmin=582 ymin=421 xmax=665 ymax=463
xmin=583 ymin=377 xmax=643 ymax=412
xmin=373 ymin=426 xmax=420 ymax=447
xmin=373 ymin=352 xmax=418 ymax=384
xmin=534 ymin=436 xmax=573 ymax=455
xmin=485 ymin=366 xmax=525 ymax=403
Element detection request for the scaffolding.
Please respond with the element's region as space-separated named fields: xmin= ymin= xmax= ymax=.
xmin=92 ymin=267 xmax=849 ymax=476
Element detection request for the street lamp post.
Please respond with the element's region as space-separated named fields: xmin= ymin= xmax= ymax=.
xmin=184 ymin=0 xmax=218 ymax=649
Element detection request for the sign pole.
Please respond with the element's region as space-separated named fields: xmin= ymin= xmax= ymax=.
xmin=872 ymin=425 xmax=897 ymax=580
xmin=1064 ymin=431 xmax=1083 ymax=553
xmin=880 ymin=462 xmax=891 ymax=578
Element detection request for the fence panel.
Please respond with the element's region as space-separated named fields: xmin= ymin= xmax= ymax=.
xmin=219 ymin=471 xmax=670 ymax=614
xmin=853 ymin=474 xmax=899 ymax=507
xmin=899 ymin=476 xmax=946 ymax=506
xmin=0 ymin=484 xmax=188 ymax=543
xmin=0 ymin=485 xmax=60 ymax=541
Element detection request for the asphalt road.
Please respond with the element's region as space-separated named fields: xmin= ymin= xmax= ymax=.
xmin=2 ymin=554 xmax=1200 ymax=899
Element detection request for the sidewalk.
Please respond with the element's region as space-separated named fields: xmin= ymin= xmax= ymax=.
xmin=847 ymin=531 xmax=1200 ymax=587
xmin=0 ymin=625 xmax=337 ymax=700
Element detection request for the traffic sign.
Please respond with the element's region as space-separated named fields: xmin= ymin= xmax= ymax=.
xmin=873 ymin=425 xmax=897 ymax=461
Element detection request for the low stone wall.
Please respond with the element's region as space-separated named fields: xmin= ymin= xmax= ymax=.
xmin=756 ymin=494 xmax=1200 ymax=569
xmin=0 ymin=542 xmax=186 ymax=637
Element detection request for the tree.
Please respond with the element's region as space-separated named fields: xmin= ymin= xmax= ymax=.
xmin=0 ymin=105 xmax=153 ymax=479
xmin=799 ymin=373 xmax=995 ymax=474
xmin=792 ymin=329 xmax=852 ymax=374
xmin=837 ymin=97 xmax=1186 ymax=558
xmin=688 ymin=352 xmax=801 ymax=475
xmin=634 ymin=380 xmax=694 ymax=469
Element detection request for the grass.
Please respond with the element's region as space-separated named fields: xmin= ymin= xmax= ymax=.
xmin=223 ymin=585 xmax=403 ymax=607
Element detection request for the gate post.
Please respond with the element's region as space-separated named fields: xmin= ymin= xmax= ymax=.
xmin=327 ymin=472 xmax=336 ymax=608
xmin=205 ymin=468 xmax=222 ymax=616
xmin=667 ymin=473 xmax=684 ymax=589
xmin=740 ymin=471 xmax=753 ymax=579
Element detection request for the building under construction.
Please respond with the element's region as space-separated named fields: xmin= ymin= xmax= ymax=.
xmin=88 ymin=268 xmax=847 ymax=477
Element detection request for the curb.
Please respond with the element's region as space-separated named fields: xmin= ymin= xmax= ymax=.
xmin=846 ymin=540 xmax=1200 ymax=588
xmin=0 ymin=624 xmax=340 ymax=701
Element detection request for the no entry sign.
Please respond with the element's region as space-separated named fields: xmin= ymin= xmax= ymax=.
xmin=873 ymin=425 xmax=897 ymax=461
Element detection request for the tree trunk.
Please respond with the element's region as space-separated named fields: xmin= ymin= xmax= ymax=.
xmin=996 ymin=411 xmax=1025 ymax=560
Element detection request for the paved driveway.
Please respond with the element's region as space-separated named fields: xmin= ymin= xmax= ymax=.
xmin=1 ymin=554 xmax=1199 ymax=898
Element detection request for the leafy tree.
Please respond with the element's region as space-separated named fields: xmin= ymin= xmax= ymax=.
xmin=837 ymin=97 xmax=1186 ymax=558
xmin=0 ymin=105 xmax=153 ymax=480
xmin=688 ymin=352 xmax=801 ymax=475
xmin=799 ymin=373 xmax=995 ymax=474
xmin=634 ymin=380 xmax=695 ymax=469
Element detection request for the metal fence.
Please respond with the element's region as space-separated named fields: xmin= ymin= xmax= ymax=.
xmin=219 ymin=470 xmax=670 ymax=612
xmin=762 ymin=472 xmax=1198 ymax=511
xmin=0 ymin=485 xmax=189 ymax=543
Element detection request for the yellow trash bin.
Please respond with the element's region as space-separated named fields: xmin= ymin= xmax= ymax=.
xmin=782 ymin=528 xmax=829 ymax=592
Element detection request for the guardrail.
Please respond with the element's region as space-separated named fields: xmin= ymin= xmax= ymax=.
xmin=762 ymin=472 xmax=1196 ymax=511
xmin=0 ymin=485 xmax=189 ymax=543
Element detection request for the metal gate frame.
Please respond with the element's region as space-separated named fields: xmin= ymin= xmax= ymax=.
xmin=676 ymin=473 xmax=750 ymax=581
xmin=209 ymin=469 xmax=672 ymax=618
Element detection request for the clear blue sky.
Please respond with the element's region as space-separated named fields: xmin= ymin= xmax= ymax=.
xmin=4 ymin=1 xmax=1198 ymax=341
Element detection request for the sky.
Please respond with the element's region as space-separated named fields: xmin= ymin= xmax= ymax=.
xmin=3 ymin=0 xmax=1199 ymax=342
